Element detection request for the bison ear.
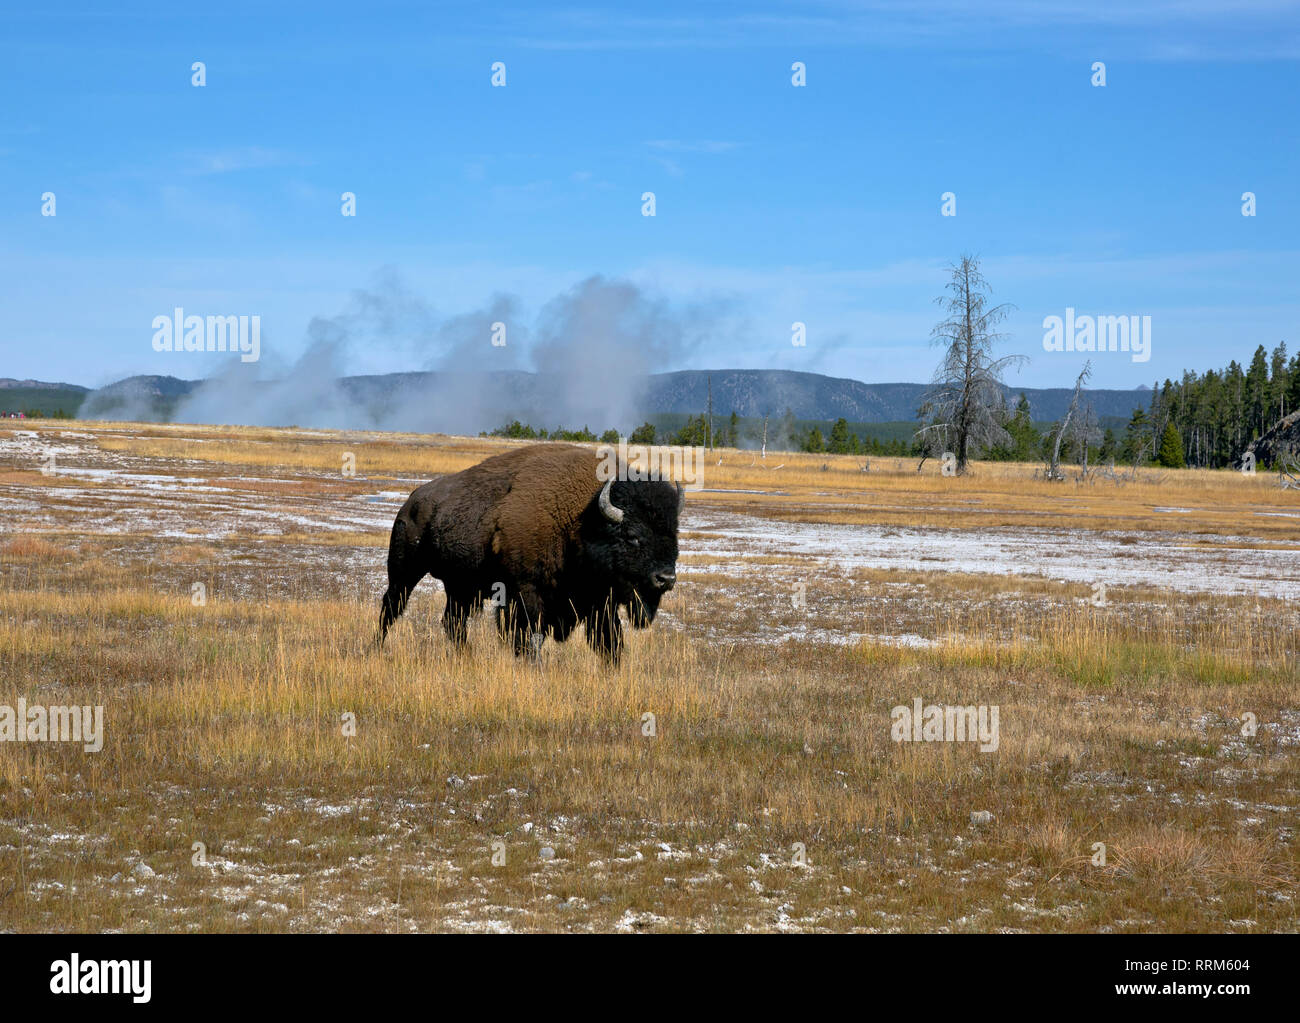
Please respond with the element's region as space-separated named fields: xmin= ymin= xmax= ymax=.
xmin=675 ymin=482 xmax=685 ymax=515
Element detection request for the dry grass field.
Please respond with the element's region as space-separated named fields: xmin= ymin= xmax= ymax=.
xmin=0 ymin=419 xmax=1297 ymax=932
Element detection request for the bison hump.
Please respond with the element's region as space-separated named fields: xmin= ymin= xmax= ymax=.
xmin=488 ymin=445 xmax=601 ymax=576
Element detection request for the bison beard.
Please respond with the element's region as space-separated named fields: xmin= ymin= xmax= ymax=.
xmin=376 ymin=443 xmax=682 ymax=665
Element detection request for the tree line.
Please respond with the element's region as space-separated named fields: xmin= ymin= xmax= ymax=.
xmin=915 ymin=254 xmax=1297 ymax=473
xmin=486 ymin=256 xmax=1296 ymax=472
xmin=484 ymin=420 xmax=658 ymax=445
xmin=486 ymin=411 xmax=915 ymax=456
xmin=1143 ymin=343 xmax=1298 ymax=468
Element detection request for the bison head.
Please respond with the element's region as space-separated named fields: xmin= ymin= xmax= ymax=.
xmin=584 ymin=476 xmax=682 ymax=626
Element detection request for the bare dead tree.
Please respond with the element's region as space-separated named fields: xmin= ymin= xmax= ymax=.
xmin=915 ymin=431 xmax=944 ymax=473
xmin=1045 ymin=393 xmax=1077 ymax=481
xmin=1074 ymin=402 xmax=1102 ymax=479
xmin=916 ymin=255 xmax=1024 ymax=475
xmin=1279 ymin=444 xmax=1300 ymax=491
xmin=1096 ymin=460 xmax=1123 ymax=484
xmin=1044 ymin=362 xmax=1092 ymax=481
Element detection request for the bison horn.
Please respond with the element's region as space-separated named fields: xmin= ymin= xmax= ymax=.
xmin=676 ymin=481 xmax=685 ymax=514
xmin=598 ymin=479 xmax=624 ymax=523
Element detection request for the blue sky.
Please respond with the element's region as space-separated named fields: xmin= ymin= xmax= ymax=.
xmin=2 ymin=1 xmax=1298 ymax=391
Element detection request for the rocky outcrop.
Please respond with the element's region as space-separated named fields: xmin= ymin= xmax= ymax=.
xmin=1245 ymin=409 xmax=1300 ymax=467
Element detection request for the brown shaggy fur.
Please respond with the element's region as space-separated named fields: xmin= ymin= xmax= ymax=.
xmin=377 ymin=443 xmax=681 ymax=663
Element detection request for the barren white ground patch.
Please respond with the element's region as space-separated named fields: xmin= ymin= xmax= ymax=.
xmin=685 ymin=509 xmax=1300 ymax=599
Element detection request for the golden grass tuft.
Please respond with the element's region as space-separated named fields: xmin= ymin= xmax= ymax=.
xmin=0 ymin=534 xmax=70 ymax=561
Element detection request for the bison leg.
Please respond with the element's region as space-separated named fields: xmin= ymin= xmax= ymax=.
xmin=584 ymin=602 xmax=624 ymax=665
xmin=495 ymin=598 xmax=520 ymax=648
xmin=442 ymin=584 xmax=476 ymax=649
xmin=497 ymin=591 xmax=546 ymax=660
xmin=377 ymin=570 xmax=427 ymax=647
xmin=549 ymin=613 xmax=577 ymax=644
xmin=378 ymin=582 xmax=414 ymax=644
xmin=376 ymin=517 xmax=428 ymax=647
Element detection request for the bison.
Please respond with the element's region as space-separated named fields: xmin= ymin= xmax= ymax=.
xmin=376 ymin=443 xmax=683 ymax=663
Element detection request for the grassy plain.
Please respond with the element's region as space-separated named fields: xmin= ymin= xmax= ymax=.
xmin=0 ymin=419 xmax=1296 ymax=931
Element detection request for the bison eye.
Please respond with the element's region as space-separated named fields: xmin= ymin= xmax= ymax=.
xmin=628 ymin=537 xmax=641 ymax=548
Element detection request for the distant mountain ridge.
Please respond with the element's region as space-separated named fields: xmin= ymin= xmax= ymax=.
xmin=643 ymin=369 xmax=1146 ymax=421
xmin=0 ymin=378 xmax=89 ymax=392
xmin=0 ymin=378 xmax=89 ymax=417
xmin=60 ymin=369 xmax=1149 ymax=426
